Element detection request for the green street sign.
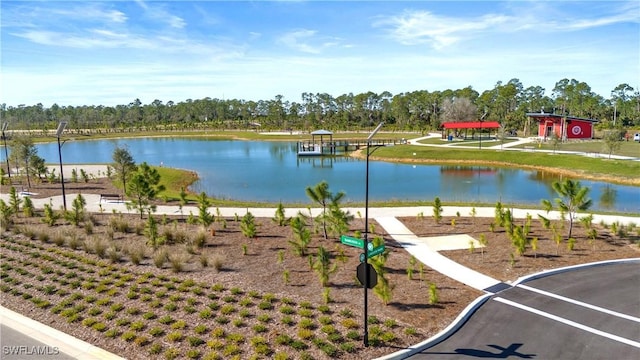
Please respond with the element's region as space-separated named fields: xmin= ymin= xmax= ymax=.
xmin=359 ymin=245 xmax=386 ymax=262
xmin=368 ymin=245 xmax=385 ymax=258
xmin=340 ymin=235 xmax=364 ymax=249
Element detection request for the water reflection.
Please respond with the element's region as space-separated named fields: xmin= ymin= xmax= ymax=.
xmin=599 ymin=185 xmax=617 ymax=210
xmin=31 ymin=138 xmax=639 ymax=212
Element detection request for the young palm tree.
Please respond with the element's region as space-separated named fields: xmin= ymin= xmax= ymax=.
xmin=305 ymin=181 xmax=341 ymax=240
xmin=313 ymin=246 xmax=337 ymax=287
xmin=542 ymin=179 xmax=592 ymax=239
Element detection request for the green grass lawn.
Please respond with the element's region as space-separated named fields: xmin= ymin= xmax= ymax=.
xmin=511 ymin=139 xmax=640 ymax=157
xmin=374 ymin=144 xmax=640 ymax=183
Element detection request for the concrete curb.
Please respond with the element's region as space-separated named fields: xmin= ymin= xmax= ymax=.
xmin=0 ymin=306 xmax=126 ymax=360
xmin=375 ymin=293 xmax=493 ymax=360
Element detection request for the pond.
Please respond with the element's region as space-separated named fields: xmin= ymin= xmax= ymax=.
xmin=34 ymin=138 xmax=640 ymax=213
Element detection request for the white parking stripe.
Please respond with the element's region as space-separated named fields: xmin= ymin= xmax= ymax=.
xmin=517 ymin=284 xmax=640 ymax=323
xmin=494 ymin=297 xmax=640 ymax=349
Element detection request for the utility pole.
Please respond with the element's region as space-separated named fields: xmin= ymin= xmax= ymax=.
xmin=56 ymin=121 xmax=68 ymax=211
xmin=363 ymin=122 xmax=383 ymax=347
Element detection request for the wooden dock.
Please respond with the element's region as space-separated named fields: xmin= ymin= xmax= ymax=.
xmin=296 ymin=138 xmax=404 ymax=156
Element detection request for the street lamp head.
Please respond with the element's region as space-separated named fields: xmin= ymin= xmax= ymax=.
xmin=367 ymin=122 xmax=384 ymax=141
xmin=56 ymin=121 xmax=67 ymax=137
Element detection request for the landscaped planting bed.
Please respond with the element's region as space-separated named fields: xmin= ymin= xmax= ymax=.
xmin=1 ymin=209 xmax=479 ymax=360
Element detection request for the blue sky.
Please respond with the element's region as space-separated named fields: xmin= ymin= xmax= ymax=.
xmin=1 ymin=0 xmax=638 ymax=107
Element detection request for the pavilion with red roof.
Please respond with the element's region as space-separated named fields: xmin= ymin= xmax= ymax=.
xmin=441 ymin=121 xmax=501 ymax=140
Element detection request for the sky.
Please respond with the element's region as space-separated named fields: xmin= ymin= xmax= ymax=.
xmin=1 ymin=0 xmax=638 ymax=107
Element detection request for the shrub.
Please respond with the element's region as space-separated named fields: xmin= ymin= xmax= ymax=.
xmin=149 ymin=343 xmax=162 ymax=355
xmin=341 ymin=318 xmax=358 ymax=329
xmin=257 ymin=314 xmax=271 ymax=323
xmin=252 ymin=324 xmax=267 ymax=333
xmin=153 ymin=249 xmax=168 ymax=268
xmin=186 ymin=349 xmax=200 ymax=359
xmin=194 ymin=324 xmax=207 ymax=335
xmin=164 ymin=348 xmax=180 ymax=360
xmin=297 ymin=328 xmax=314 ymax=340
xmin=150 ymin=327 xmax=165 ymax=337
xmin=281 ymin=316 xmax=295 ymax=326
xmin=121 ymin=331 xmax=136 ymax=342
xmin=166 ymin=331 xmax=183 ymax=342
xmin=199 ymin=309 xmax=213 ymax=319
xmin=187 ymin=336 xmax=205 ymax=347
xmin=298 ymin=318 xmax=315 ymax=330
xmin=346 ymin=330 xmax=360 ymax=340
xmin=405 ymin=327 xmax=418 ymax=336
xmin=154 ymin=317 xmax=171 ymax=330
xmin=168 ymin=252 xmax=189 ymax=273
xmin=130 ymin=321 xmax=146 ymax=332
xmin=222 ymin=344 xmax=241 ymax=357
xmin=341 ymin=341 xmax=356 ymax=353
xmin=134 ymin=336 xmax=150 ymax=347
xmin=171 ymin=320 xmax=186 ymax=330
xmin=104 ymin=329 xmax=119 ymax=338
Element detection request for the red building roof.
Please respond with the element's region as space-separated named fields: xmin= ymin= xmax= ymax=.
xmin=525 ymin=113 xmax=599 ymax=123
xmin=442 ymin=121 xmax=501 ymax=129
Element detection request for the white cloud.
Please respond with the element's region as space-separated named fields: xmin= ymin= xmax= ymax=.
xmin=375 ymin=3 xmax=639 ymax=49
xmin=277 ymin=29 xmax=321 ymax=54
xmin=374 ymin=10 xmax=512 ymax=49
xmin=277 ymin=29 xmax=345 ymax=54
xmin=136 ymin=1 xmax=186 ymax=29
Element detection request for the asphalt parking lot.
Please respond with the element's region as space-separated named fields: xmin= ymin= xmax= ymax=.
xmin=409 ymin=260 xmax=640 ymax=359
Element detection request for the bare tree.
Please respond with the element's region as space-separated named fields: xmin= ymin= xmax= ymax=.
xmin=440 ymin=97 xmax=477 ymax=122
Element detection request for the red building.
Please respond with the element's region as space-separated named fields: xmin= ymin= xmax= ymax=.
xmin=526 ymin=113 xmax=598 ymax=140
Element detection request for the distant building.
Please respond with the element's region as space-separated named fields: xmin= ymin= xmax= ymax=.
xmin=526 ymin=113 xmax=598 ymax=140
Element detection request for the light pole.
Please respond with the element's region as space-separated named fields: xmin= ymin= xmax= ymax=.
xmin=56 ymin=121 xmax=68 ymax=211
xmin=2 ymin=122 xmax=9 ymax=180
xmin=479 ymin=119 xmax=484 ymax=149
xmin=479 ymin=108 xmax=487 ymax=150
xmin=363 ymin=121 xmax=384 ymax=347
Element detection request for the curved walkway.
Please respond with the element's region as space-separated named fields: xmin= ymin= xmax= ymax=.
xmin=407 ymin=133 xmax=640 ymax=160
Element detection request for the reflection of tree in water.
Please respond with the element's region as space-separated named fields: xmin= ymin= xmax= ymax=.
xmin=599 ymin=184 xmax=617 ymax=210
xmin=439 ymin=166 xmax=498 ymax=202
xmin=440 ymin=165 xmax=495 ymax=177
xmin=267 ymin=142 xmax=293 ymax=162
xmin=528 ymin=170 xmax=563 ymax=197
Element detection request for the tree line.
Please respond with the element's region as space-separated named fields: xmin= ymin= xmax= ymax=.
xmin=1 ymin=78 xmax=638 ymax=134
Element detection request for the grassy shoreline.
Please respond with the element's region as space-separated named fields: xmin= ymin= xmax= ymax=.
xmin=25 ymin=130 xmax=638 ymax=210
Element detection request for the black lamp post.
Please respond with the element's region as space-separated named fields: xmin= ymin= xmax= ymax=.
xmin=479 ymin=119 xmax=484 ymax=149
xmin=2 ymin=122 xmax=9 ymax=180
xmin=363 ymin=122 xmax=384 ymax=347
xmin=56 ymin=121 xmax=68 ymax=211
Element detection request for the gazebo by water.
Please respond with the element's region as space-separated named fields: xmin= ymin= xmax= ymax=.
xmin=297 ymin=129 xmax=334 ymax=156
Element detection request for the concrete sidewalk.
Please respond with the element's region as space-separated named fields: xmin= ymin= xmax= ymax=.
xmin=375 ymin=216 xmax=507 ymax=293
xmin=0 ymin=306 xmax=124 ymax=360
